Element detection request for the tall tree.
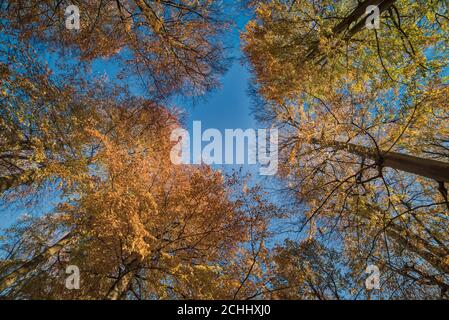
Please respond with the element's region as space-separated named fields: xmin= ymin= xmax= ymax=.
xmin=0 ymin=39 xmax=100 ymax=196
xmin=0 ymin=103 xmax=273 ymax=299
xmin=243 ymin=0 xmax=449 ymax=298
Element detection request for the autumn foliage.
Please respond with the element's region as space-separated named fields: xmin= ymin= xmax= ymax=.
xmin=0 ymin=0 xmax=448 ymax=300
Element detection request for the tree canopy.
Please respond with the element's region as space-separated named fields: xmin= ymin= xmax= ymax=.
xmin=0 ymin=0 xmax=448 ymax=300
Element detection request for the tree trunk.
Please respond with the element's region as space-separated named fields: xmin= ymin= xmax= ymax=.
xmin=105 ymin=271 xmax=135 ymax=300
xmin=105 ymin=257 xmax=140 ymax=300
xmin=313 ymin=138 xmax=449 ymax=183
xmin=344 ymin=0 xmax=397 ymax=40
xmin=386 ymin=227 xmax=449 ymax=275
xmin=0 ymin=170 xmax=36 ymax=195
xmin=360 ymin=205 xmax=449 ymax=275
xmin=0 ymin=233 xmax=72 ymax=293
xmin=332 ymin=0 xmax=393 ymax=35
xmin=305 ymin=0 xmax=397 ymax=61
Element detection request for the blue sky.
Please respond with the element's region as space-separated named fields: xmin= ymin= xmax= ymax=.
xmin=184 ymin=1 xmax=255 ymax=132
xmin=180 ymin=3 xmax=267 ymax=175
xmin=186 ymin=62 xmax=256 ymax=136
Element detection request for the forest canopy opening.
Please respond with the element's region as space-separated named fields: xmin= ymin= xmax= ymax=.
xmin=0 ymin=0 xmax=448 ymax=301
